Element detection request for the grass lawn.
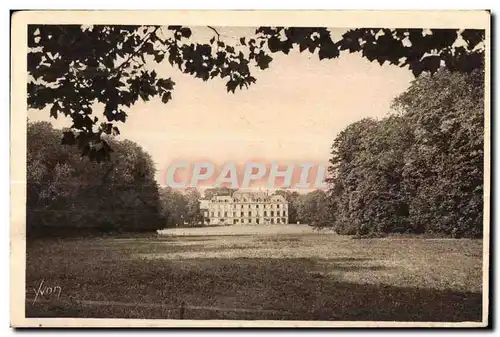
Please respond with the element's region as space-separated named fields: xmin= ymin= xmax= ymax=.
xmin=25 ymin=225 xmax=484 ymax=321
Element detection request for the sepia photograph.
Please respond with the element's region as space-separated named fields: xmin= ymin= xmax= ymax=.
xmin=10 ymin=10 xmax=490 ymax=328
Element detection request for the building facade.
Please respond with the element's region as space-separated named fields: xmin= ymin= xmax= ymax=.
xmin=200 ymin=191 xmax=288 ymax=226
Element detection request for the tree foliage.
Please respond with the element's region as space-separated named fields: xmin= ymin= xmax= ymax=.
xmin=184 ymin=187 xmax=202 ymax=224
xmin=28 ymin=25 xmax=270 ymax=161
xmin=203 ymin=186 xmax=238 ymax=200
xmin=296 ymin=190 xmax=334 ymax=227
xmin=158 ymin=187 xmax=187 ymax=227
xmin=393 ymin=69 xmax=484 ymax=237
xmin=28 ymin=25 xmax=485 ymax=161
xmin=158 ymin=187 xmax=203 ymax=227
xmin=256 ymin=27 xmax=484 ymax=76
xmin=27 ymin=121 xmax=162 ymax=236
xmin=320 ymin=69 xmax=484 ymax=238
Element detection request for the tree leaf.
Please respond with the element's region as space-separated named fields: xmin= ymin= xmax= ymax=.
xmin=226 ymin=80 xmax=237 ymax=93
xmin=154 ymin=53 xmax=165 ymax=62
xmin=318 ymin=42 xmax=339 ymax=60
xmin=267 ymin=36 xmax=281 ymax=52
xmin=179 ymin=28 xmax=192 ymax=38
xmin=157 ymin=78 xmax=175 ymax=91
xmin=115 ymin=110 xmax=127 ymax=122
xmin=50 ymin=102 xmax=59 ymax=119
xmin=255 ymin=51 xmax=273 ymax=70
xmin=161 ymin=92 xmax=172 ymax=103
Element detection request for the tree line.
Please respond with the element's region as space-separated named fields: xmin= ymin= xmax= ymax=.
xmin=158 ymin=187 xmax=202 ymax=227
xmin=308 ymin=69 xmax=484 ymax=238
xmin=27 ymin=67 xmax=484 ymax=238
xmin=26 ymin=24 xmax=485 ymax=238
xmin=27 ymin=122 xmax=218 ymax=236
xmin=193 ymin=187 xmax=330 ymax=227
xmin=27 ymin=121 xmax=164 ymax=237
xmin=26 ymin=126 xmax=319 ymax=237
xmin=158 ymin=186 xmax=331 ymax=227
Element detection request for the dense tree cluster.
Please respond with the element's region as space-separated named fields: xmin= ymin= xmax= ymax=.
xmin=312 ymin=69 xmax=484 ymax=238
xmin=158 ymin=187 xmax=203 ymax=227
xmin=293 ymin=190 xmax=330 ymax=227
xmin=27 ymin=121 xmax=163 ymax=237
xmin=26 ymin=24 xmax=486 ymax=238
xmin=27 ymin=25 xmax=485 ymax=160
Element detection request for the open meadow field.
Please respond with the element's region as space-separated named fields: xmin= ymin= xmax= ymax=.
xmin=25 ymin=225 xmax=483 ymax=321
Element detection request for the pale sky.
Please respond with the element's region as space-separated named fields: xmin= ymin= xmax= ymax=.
xmin=28 ymin=27 xmax=415 ymax=186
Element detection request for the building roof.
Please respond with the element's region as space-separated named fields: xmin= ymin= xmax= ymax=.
xmin=207 ymin=191 xmax=287 ymax=203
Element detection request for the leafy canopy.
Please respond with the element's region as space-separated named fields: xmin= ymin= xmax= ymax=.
xmin=28 ymin=25 xmax=485 ymax=161
xmin=320 ymin=69 xmax=484 ymax=238
xmin=27 ymin=121 xmax=162 ymax=236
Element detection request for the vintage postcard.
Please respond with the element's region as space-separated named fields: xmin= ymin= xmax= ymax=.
xmin=10 ymin=10 xmax=490 ymax=328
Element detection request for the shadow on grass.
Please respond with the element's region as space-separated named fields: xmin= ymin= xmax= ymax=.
xmin=25 ymin=254 xmax=482 ymax=322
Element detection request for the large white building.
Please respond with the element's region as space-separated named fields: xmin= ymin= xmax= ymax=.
xmin=200 ymin=191 xmax=288 ymax=226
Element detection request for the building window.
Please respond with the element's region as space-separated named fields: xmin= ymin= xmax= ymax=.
xmin=256 ymin=204 xmax=259 ymax=208
xmin=241 ymin=211 xmax=244 ymax=216
xmin=277 ymin=218 xmax=281 ymax=224
xmin=249 ymin=211 xmax=252 ymax=216
xmin=271 ymin=211 xmax=274 ymax=216
xmin=224 ymin=211 xmax=228 ymax=217
xmin=264 ymin=211 xmax=267 ymax=216
xmin=211 ymin=211 xmax=214 ymax=217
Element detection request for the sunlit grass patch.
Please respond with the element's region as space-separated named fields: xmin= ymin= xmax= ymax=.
xmin=25 ymin=227 xmax=483 ymax=321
